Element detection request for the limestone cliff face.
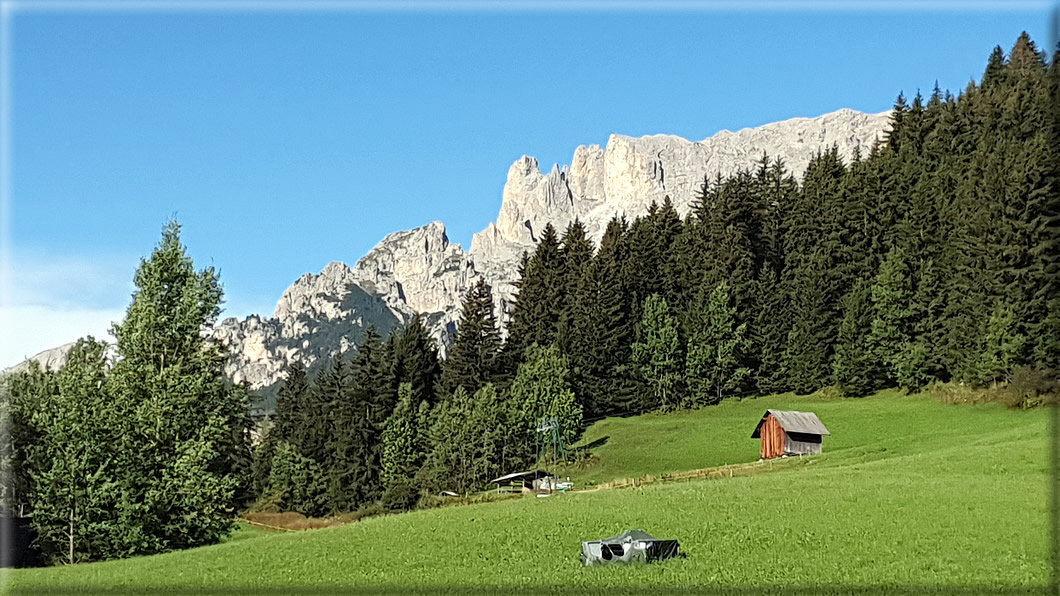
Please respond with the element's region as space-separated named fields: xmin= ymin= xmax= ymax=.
xmin=10 ymin=109 xmax=890 ymax=405
xmin=214 ymin=262 xmax=402 ymax=404
xmin=349 ymin=221 xmax=480 ymax=348
xmin=470 ymin=108 xmax=890 ymax=265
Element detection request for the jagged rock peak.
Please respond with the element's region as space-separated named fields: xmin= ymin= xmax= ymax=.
xmin=470 ymin=107 xmax=891 ymax=261
xmin=350 ymin=220 xmax=477 ymax=344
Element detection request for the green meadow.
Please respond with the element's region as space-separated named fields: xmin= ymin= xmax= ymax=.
xmin=8 ymin=392 xmax=1053 ymax=595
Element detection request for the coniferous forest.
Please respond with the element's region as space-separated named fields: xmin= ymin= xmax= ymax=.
xmin=2 ymin=33 xmax=1057 ymax=564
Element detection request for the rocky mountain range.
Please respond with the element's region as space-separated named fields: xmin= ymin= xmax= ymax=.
xmin=7 ymin=108 xmax=891 ymax=408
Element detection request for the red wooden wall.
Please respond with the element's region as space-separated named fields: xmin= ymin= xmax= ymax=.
xmin=760 ymin=414 xmax=786 ymax=459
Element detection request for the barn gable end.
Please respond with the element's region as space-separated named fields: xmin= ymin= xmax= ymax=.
xmin=751 ymin=410 xmax=830 ymax=459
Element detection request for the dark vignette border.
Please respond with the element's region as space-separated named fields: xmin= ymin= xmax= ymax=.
xmin=3 ymin=3 xmax=1060 ymax=596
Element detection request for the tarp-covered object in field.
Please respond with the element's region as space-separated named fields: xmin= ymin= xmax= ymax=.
xmin=580 ymin=529 xmax=681 ymax=566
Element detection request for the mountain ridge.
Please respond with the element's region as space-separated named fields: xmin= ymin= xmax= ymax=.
xmin=6 ymin=107 xmax=892 ymax=407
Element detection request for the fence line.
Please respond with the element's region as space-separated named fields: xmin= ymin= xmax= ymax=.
xmin=581 ymin=455 xmax=813 ymax=493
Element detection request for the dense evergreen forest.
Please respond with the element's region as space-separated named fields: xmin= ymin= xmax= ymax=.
xmin=2 ymin=33 xmax=1057 ymax=564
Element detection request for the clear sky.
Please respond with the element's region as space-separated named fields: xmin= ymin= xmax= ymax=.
xmin=1 ymin=2 xmax=1054 ymax=368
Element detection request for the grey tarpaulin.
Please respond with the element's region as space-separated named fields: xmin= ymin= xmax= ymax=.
xmin=580 ymin=529 xmax=681 ymax=566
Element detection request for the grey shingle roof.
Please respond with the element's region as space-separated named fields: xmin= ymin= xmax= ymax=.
xmin=750 ymin=409 xmax=830 ymax=437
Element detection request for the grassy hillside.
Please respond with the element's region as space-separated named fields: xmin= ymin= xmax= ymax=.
xmin=8 ymin=393 xmax=1052 ymax=595
xmin=571 ymin=389 xmax=1043 ymax=484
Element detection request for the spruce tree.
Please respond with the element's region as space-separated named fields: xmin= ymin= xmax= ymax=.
xmin=783 ymin=255 xmax=834 ymax=394
xmin=269 ymin=362 xmax=310 ymax=453
xmin=106 ymin=220 xmax=249 ymax=555
xmin=316 ymin=353 xmax=357 ymax=512
xmin=701 ymin=171 xmax=759 ymax=309
xmin=684 ymin=282 xmax=751 ymax=406
xmin=866 ymin=247 xmax=916 ymax=388
xmin=832 ymin=280 xmax=880 ymax=397
xmin=467 ymin=383 xmax=521 ymax=487
xmin=505 ymin=223 xmax=565 ymax=361
xmin=381 ymin=383 xmax=425 ymax=511
xmin=781 ymin=149 xmax=849 ymax=393
xmin=266 ymin=441 xmax=327 ymax=516
xmin=389 ymin=314 xmax=442 ymax=408
xmin=749 ymin=267 xmax=790 ymax=396
xmin=25 ymin=338 xmax=117 ymax=564
xmin=1 ymin=362 xmax=53 ymax=519
xmin=441 ymin=279 xmax=503 ymax=396
xmin=971 ymin=302 xmax=1028 ymax=388
xmin=562 ymin=217 xmax=640 ymax=419
xmin=556 ymin=219 xmax=595 ymax=348
xmin=631 ymin=295 xmax=683 ymax=411
xmin=420 ymin=386 xmax=476 ymax=494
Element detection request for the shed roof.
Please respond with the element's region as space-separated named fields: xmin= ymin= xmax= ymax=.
xmin=489 ymin=470 xmax=551 ymax=484
xmin=750 ymin=410 xmax=830 ymax=438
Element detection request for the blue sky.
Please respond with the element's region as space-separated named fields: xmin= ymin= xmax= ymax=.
xmin=2 ymin=2 xmax=1054 ymax=367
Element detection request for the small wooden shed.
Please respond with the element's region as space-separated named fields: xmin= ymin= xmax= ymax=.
xmin=489 ymin=470 xmax=552 ymax=493
xmin=751 ymin=410 xmax=830 ymax=459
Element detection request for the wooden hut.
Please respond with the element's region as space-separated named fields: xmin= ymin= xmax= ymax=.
xmin=489 ymin=470 xmax=552 ymax=493
xmin=750 ymin=410 xmax=830 ymax=459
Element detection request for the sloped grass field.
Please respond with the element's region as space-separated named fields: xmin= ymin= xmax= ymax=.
xmin=7 ymin=393 xmax=1053 ymax=595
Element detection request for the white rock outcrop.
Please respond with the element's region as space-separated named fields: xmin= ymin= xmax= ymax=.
xmin=214 ymin=261 xmax=402 ymax=404
xmin=470 ymin=108 xmax=890 ymax=267
xmin=349 ymin=221 xmax=480 ymax=347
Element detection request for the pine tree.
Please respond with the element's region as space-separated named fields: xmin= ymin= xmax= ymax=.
xmin=381 ymin=383 xmax=426 ymax=511
xmin=106 ymin=220 xmax=249 ymax=555
xmin=389 ymin=314 xmax=442 ymax=408
xmin=866 ymin=247 xmax=916 ymax=388
xmin=631 ymin=295 xmax=683 ymax=411
xmin=832 ymin=280 xmax=879 ymax=397
xmin=684 ymin=282 xmax=751 ymax=406
xmin=441 ymin=279 xmax=504 ymax=396
xmin=25 ymin=338 xmax=116 ymax=564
